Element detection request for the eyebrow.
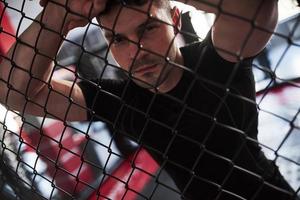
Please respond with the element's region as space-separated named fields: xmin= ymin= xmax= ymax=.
xmin=103 ymin=18 xmax=159 ymax=39
xmin=137 ymin=18 xmax=159 ymax=32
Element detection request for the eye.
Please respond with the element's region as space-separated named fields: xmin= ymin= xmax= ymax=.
xmin=112 ymin=34 xmax=126 ymax=45
xmin=144 ymin=24 xmax=159 ymax=32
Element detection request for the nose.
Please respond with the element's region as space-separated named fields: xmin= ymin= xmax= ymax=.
xmin=128 ymin=40 xmax=144 ymax=61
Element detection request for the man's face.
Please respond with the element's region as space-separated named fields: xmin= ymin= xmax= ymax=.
xmin=99 ymin=1 xmax=183 ymax=92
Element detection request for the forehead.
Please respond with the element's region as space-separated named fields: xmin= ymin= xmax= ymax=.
xmin=98 ymin=2 xmax=168 ymax=34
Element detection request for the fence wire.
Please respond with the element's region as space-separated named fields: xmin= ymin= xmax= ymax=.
xmin=0 ymin=0 xmax=300 ymax=199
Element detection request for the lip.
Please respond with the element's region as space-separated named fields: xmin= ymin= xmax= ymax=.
xmin=133 ymin=64 xmax=158 ymax=75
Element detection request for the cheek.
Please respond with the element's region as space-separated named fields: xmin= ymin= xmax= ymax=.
xmin=110 ymin=48 xmax=131 ymax=70
xmin=157 ymin=32 xmax=177 ymax=61
xmin=148 ymin=26 xmax=176 ymax=56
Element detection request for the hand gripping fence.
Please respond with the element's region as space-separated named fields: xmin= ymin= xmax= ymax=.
xmin=0 ymin=0 xmax=300 ymax=199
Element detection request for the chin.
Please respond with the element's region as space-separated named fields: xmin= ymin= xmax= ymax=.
xmin=134 ymin=75 xmax=169 ymax=92
xmin=133 ymin=78 xmax=157 ymax=89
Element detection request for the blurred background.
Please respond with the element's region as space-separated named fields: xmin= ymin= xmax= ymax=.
xmin=0 ymin=0 xmax=300 ymax=199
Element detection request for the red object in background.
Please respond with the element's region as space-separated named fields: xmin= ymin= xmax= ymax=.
xmin=21 ymin=121 xmax=95 ymax=195
xmin=0 ymin=2 xmax=16 ymax=55
xmin=89 ymin=148 xmax=159 ymax=200
xmin=21 ymin=121 xmax=160 ymax=199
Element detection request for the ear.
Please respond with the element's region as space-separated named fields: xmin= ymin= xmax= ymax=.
xmin=171 ymin=7 xmax=182 ymax=34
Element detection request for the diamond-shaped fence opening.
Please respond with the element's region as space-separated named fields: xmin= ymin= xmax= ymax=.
xmin=0 ymin=0 xmax=300 ymax=200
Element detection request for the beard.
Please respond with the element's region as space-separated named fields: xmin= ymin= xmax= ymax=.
xmin=132 ymin=64 xmax=172 ymax=90
xmin=129 ymin=54 xmax=172 ymax=90
xmin=121 ymin=49 xmax=178 ymax=91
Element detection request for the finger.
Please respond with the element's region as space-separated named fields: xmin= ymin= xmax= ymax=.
xmin=39 ymin=0 xmax=48 ymax=7
xmin=93 ymin=0 xmax=105 ymax=10
xmin=92 ymin=0 xmax=106 ymax=17
xmin=83 ymin=1 xmax=93 ymax=18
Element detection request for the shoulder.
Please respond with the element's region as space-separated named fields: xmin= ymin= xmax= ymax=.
xmin=77 ymin=78 xmax=132 ymax=121
xmin=78 ymin=78 xmax=127 ymax=94
xmin=180 ymin=30 xmax=232 ymax=66
xmin=78 ymin=78 xmax=148 ymax=105
xmin=180 ymin=31 xmax=254 ymax=84
xmin=181 ymin=29 xmax=255 ymax=66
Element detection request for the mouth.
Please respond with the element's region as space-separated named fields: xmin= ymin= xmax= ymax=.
xmin=133 ymin=64 xmax=158 ymax=75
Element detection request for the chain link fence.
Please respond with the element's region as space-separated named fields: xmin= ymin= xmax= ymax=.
xmin=0 ymin=0 xmax=300 ymax=199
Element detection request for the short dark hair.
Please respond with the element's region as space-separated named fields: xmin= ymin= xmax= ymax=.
xmin=101 ymin=0 xmax=171 ymax=14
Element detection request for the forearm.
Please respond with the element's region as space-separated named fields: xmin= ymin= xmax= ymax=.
xmin=212 ymin=0 xmax=278 ymax=60
xmin=179 ymin=0 xmax=278 ymax=61
xmin=175 ymin=0 xmax=219 ymax=13
xmin=177 ymin=0 xmax=277 ymax=21
xmin=0 ymin=3 xmax=67 ymax=109
xmin=217 ymin=0 xmax=278 ymax=23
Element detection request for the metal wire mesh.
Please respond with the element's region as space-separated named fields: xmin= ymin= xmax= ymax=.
xmin=0 ymin=0 xmax=300 ymax=199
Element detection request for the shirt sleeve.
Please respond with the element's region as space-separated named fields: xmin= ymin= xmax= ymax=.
xmin=180 ymin=30 xmax=258 ymax=134
xmin=182 ymin=30 xmax=255 ymax=86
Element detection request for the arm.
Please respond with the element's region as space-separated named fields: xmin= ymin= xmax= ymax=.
xmin=177 ymin=0 xmax=278 ymax=62
xmin=0 ymin=0 xmax=105 ymax=121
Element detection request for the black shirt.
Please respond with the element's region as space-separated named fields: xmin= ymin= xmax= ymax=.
xmin=78 ymin=32 xmax=295 ymax=200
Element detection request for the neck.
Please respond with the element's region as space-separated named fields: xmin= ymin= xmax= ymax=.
xmin=151 ymin=53 xmax=184 ymax=93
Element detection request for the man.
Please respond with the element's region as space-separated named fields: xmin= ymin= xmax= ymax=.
xmin=0 ymin=0 xmax=297 ymax=199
